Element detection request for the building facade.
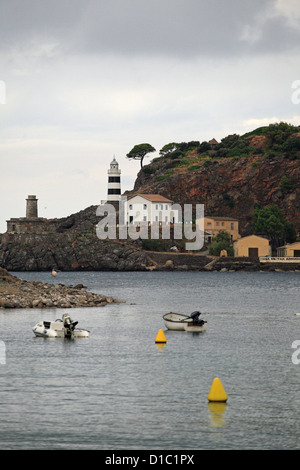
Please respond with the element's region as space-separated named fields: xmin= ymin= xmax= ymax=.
xmin=124 ymin=194 xmax=179 ymax=225
xmin=233 ymin=235 xmax=270 ymax=257
xmin=200 ymin=216 xmax=240 ymax=242
xmin=6 ymin=195 xmax=51 ymax=234
xmin=277 ymin=242 xmax=300 ymax=257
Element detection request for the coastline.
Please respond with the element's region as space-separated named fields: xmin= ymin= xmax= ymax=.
xmin=1 ymin=252 xmax=299 ymax=310
xmin=0 ymin=267 xmax=121 ymax=309
xmin=139 ymin=252 xmax=300 ymax=273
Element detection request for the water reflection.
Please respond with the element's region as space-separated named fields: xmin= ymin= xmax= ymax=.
xmin=208 ymin=402 xmax=227 ymax=427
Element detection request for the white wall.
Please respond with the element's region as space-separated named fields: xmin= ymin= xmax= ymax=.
xmin=125 ymin=196 xmax=179 ymax=225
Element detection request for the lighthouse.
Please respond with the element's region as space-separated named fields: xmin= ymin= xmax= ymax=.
xmin=107 ymin=156 xmax=121 ymax=204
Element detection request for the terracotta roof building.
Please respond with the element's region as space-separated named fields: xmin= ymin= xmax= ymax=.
xmin=125 ymin=194 xmax=178 ymax=225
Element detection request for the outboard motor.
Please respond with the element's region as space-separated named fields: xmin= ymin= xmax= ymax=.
xmin=189 ymin=311 xmax=204 ymax=326
xmin=190 ymin=311 xmax=200 ymax=320
xmin=62 ymin=314 xmax=77 ymax=339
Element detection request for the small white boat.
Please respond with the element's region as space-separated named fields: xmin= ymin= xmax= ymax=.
xmin=32 ymin=314 xmax=90 ymax=338
xmin=163 ymin=311 xmax=207 ymax=332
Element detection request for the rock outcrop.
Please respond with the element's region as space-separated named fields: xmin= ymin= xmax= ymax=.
xmin=1 ymin=124 xmax=299 ymax=272
xmin=0 ymin=268 xmax=121 ymax=309
xmin=0 ymin=205 xmax=154 ymax=271
xmin=131 ymin=154 xmax=299 ymax=236
xmin=0 ymin=233 xmax=152 ymax=271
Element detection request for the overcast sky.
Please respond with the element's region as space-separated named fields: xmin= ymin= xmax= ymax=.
xmin=1 ymin=0 xmax=300 ymax=233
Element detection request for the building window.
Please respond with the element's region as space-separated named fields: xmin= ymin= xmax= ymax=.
xmin=160 ymin=204 xmax=163 ymax=210
xmin=165 ymin=205 xmax=168 ymax=210
xmin=108 ymin=176 xmax=120 ymax=183
xmin=155 ymin=204 xmax=158 ymax=210
xmin=207 ymin=222 xmax=211 ymax=226
xmin=129 ymin=204 xmax=132 ymax=210
xmin=216 ymin=222 xmax=219 ymax=226
xmin=155 ymin=216 xmax=158 ymax=222
xmin=143 ymin=216 xmax=147 ymax=222
xmin=222 ymin=222 xmax=224 ymax=226
xmin=231 ymin=223 xmax=234 ymax=230
xmin=143 ymin=204 xmax=147 ymax=210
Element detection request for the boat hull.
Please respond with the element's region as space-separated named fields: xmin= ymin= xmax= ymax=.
xmin=32 ymin=321 xmax=89 ymax=338
xmin=163 ymin=312 xmax=207 ymax=332
xmin=163 ymin=313 xmax=190 ymax=331
xmin=183 ymin=322 xmax=207 ymax=332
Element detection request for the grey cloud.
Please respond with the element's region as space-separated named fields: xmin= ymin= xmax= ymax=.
xmin=2 ymin=0 xmax=300 ymax=58
xmin=249 ymin=15 xmax=300 ymax=54
xmin=60 ymin=0 xmax=278 ymax=57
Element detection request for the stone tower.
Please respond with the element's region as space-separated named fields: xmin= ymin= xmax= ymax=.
xmin=6 ymin=194 xmax=50 ymax=234
xmin=107 ymin=156 xmax=121 ymax=203
xmin=26 ymin=195 xmax=38 ymax=218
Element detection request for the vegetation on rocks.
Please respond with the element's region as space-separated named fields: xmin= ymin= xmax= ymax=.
xmin=126 ymin=143 xmax=156 ymax=169
xmin=0 ymin=122 xmax=299 ymax=275
xmin=131 ymin=122 xmax=300 ymax=237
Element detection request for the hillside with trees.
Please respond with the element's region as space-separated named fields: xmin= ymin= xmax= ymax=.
xmin=0 ymin=123 xmax=299 ymax=271
xmin=127 ymin=122 xmax=300 ymax=240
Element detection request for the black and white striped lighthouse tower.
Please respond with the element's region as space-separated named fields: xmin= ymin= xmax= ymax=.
xmin=107 ymin=156 xmax=121 ymax=204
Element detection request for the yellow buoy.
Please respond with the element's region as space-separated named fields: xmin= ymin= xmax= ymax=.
xmin=208 ymin=377 xmax=228 ymax=402
xmin=155 ymin=329 xmax=167 ymax=344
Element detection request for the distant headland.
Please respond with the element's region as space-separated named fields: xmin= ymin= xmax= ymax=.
xmin=1 ymin=123 xmax=299 ymax=272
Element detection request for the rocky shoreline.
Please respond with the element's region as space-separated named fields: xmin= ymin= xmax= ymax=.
xmin=145 ymin=252 xmax=300 ymax=272
xmin=1 ymin=203 xmax=299 ymax=273
xmin=0 ymin=268 xmax=120 ymax=309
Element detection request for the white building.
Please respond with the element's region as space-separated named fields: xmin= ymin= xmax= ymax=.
xmin=125 ymin=194 xmax=179 ymax=225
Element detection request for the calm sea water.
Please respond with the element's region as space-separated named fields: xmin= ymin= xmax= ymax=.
xmin=0 ymin=270 xmax=299 ymax=450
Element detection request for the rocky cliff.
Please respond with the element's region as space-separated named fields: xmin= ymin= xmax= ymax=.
xmin=0 ymin=206 xmax=152 ymax=271
xmin=1 ymin=123 xmax=299 ymax=272
xmin=129 ymin=127 xmax=300 ymax=236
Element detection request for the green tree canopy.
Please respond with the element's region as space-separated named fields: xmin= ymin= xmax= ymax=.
xmin=252 ymin=204 xmax=296 ymax=247
xmin=265 ymin=122 xmax=299 ymax=147
xmin=159 ymin=143 xmax=178 ymax=157
xmin=126 ymin=143 xmax=156 ymax=169
xmin=209 ymin=231 xmax=234 ymax=256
